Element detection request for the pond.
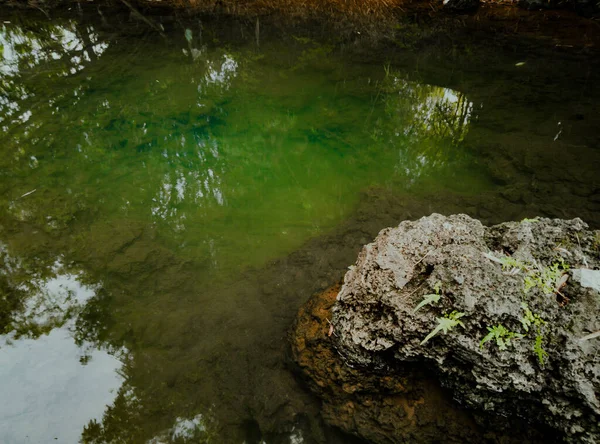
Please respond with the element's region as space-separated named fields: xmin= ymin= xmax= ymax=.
xmin=0 ymin=8 xmax=599 ymax=443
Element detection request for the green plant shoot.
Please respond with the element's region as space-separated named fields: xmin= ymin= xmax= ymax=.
xmin=413 ymin=282 xmax=442 ymax=313
xmin=421 ymin=311 xmax=465 ymax=345
xmin=520 ymin=302 xmax=545 ymax=332
xmin=534 ymin=334 xmax=548 ymax=366
xmin=480 ymin=324 xmax=523 ymax=350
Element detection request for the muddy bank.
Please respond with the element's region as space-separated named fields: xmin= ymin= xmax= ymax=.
xmin=291 ymin=214 xmax=600 ymax=443
xmin=1 ymin=0 xmax=599 ymax=48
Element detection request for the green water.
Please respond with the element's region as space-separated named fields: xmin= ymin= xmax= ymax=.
xmin=1 ymin=9 xmax=599 ymax=444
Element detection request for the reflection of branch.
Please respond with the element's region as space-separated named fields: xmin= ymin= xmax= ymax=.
xmin=119 ymin=0 xmax=166 ymax=38
xmin=456 ymin=96 xmax=470 ymax=140
xmin=31 ymin=3 xmax=51 ymax=20
xmin=76 ymin=24 xmax=97 ymax=63
xmin=255 ymin=17 xmax=260 ymax=49
xmin=434 ymin=103 xmax=457 ymax=139
xmin=434 ymin=96 xmax=471 ymax=143
xmin=321 ymin=128 xmax=355 ymax=148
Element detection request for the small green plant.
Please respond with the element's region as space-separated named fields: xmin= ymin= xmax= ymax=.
xmin=421 ymin=311 xmax=465 ymax=345
xmin=519 ymin=302 xmax=545 ymax=332
xmin=482 ymin=252 xmax=526 ymax=274
xmin=520 ymin=302 xmax=548 ymax=366
xmin=484 ymin=252 xmax=568 ymax=295
xmin=482 ymin=250 xmax=563 ymax=366
xmin=480 ymin=324 xmax=523 ymax=350
xmin=500 ymin=256 xmax=527 ymax=270
xmin=518 ymin=259 xmax=568 ymax=295
xmin=413 ymin=282 xmax=442 ymax=313
xmin=524 ymin=274 xmax=538 ymax=293
xmin=500 ymin=256 xmax=528 ymax=276
xmin=521 ymin=217 xmax=539 ymax=223
xmin=534 ymin=334 xmax=548 ymax=366
xmin=536 ymin=260 xmax=568 ymax=294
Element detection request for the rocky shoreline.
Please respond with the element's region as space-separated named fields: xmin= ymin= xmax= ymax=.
xmin=291 ymin=214 xmax=600 ymax=443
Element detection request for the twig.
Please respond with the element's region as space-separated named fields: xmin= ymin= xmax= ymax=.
xmin=119 ymin=0 xmax=166 ymax=37
xmin=406 ymin=282 xmax=426 ymax=300
xmin=413 ymin=249 xmax=434 ymax=267
xmin=19 ymin=189 xmax=36 ymax=199
xmin=580 ymin=330 xmax=600 ymax=341
xmin=556 ymin=289 xmax=570 ymax=305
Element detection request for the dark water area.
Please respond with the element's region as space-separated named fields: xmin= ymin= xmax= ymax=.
xmin=0 ymin=7 xmax=599 ymax=443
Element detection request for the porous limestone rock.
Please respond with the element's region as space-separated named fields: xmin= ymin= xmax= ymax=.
xmin=331 ymin=214 xmax=600 ymax=443
xmin=291 ymin=284 xmax=556 ymax=443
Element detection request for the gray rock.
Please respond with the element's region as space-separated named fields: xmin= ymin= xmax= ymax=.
xmin=332 ymin=214 xmax=600 ymax=443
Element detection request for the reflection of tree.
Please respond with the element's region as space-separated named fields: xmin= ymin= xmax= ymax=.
xmin=82 ymin=376 xmax=218 ymax=444
xmin=381 ymin=75 xmax=473 ymax=144
xmin=0 ymin=20 xmax=108 ymax=124
xmin=0 ymin=20 xmax=241 ymax=246
xmin=148 ymin=134 xmax=227 ymax=231
xmin=0 ymin=265 xmax=26 ymax=336
xmin=0 ymin=247 xmax=97 ymax=342
xmin=364 ymin=71 xmax=476 ymax=184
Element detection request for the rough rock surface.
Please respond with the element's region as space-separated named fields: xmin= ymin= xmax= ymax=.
xmin=330 ymin=214 xmax=600 ymax=443
xmin=291 ymin=284 xmax=556 ymax=443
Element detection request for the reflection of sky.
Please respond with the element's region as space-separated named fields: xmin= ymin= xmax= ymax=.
xmin=0 ymin=263 xmax=124 ymax=444
xmin=147 ymin=414 xmax=208 ymax=443
xmin=146 ymin=413 xmax=306 ymax=444
xmin=0 ymin=329 xmax=123 ymax=443
xmin=0 ymin=22 xmax=108 ymax=75
xmin=204 ymin=54 xmax=238 ymax=89
xmin=18 ymin=263 xmax=94 ymax=327
xmin=150 ymin=136 xmax=226 ymax=230
xmin=0 ymin=22 xmax=109 ymax=125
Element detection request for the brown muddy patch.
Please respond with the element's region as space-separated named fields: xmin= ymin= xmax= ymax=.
xmin=289 ymin=284 xmax=481 ymax=443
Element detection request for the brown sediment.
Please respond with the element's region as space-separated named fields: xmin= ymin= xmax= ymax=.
xmin=290 ymin=284 xmax=483 ymax=443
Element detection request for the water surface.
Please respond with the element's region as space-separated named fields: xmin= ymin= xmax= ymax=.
xmin=1 ymin=9 xmax=599 ymax=443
